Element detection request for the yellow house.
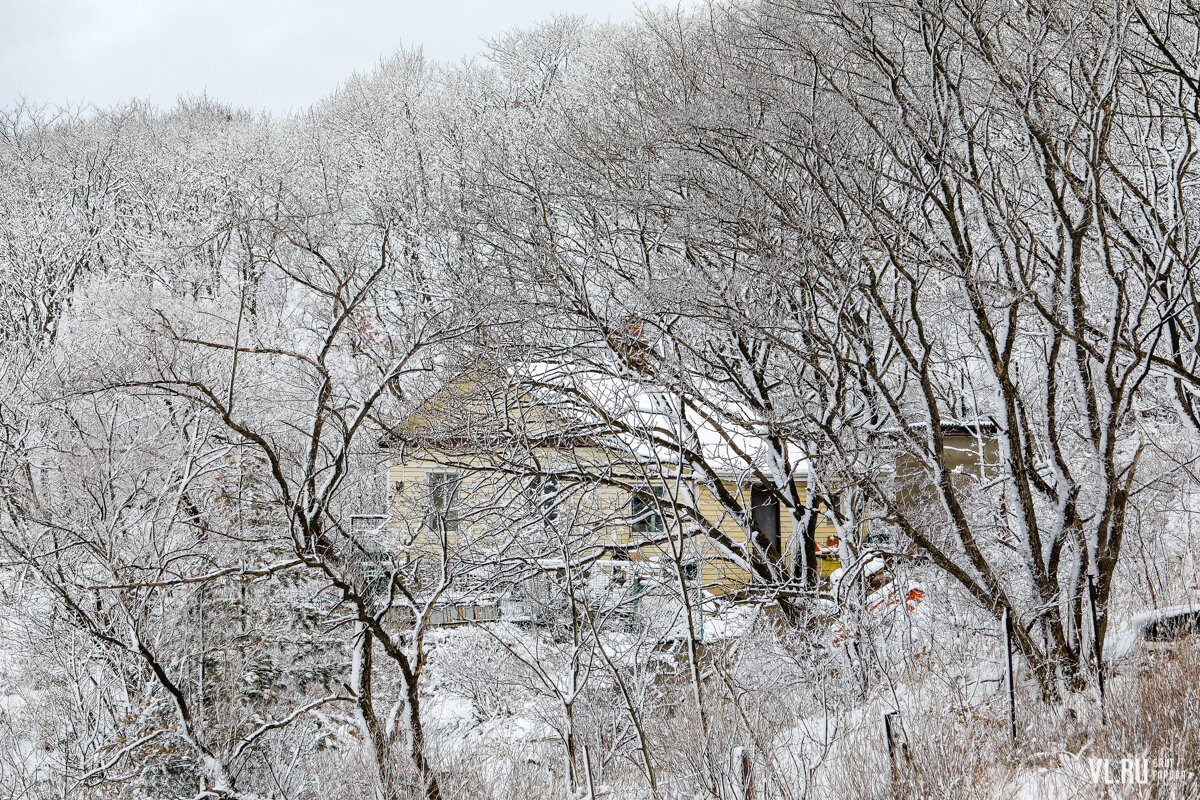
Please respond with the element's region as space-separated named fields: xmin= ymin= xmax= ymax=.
xmin=381 ymin=364 xmax=840 ymax=598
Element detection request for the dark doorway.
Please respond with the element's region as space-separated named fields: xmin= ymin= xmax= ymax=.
xmin=751 ymin=486 xmax=781 ymax=562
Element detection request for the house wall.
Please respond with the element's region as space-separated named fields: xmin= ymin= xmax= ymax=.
xmin=680 ymin=481 xmax=840 ymax=592
xmin=387 ymin=447 xmax=638 ymax=563
xmin=386 ymin=450 xmax=840 ymax=592
xmin=895 ymin=430 xmax=1001 ymax=518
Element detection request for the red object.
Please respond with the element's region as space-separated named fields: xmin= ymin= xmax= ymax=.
xmin=868 ymin=585 xmax=926 ymax=613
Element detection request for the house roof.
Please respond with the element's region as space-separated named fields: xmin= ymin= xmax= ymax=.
xmin=384 ymin=359 xmax=809 ymax=482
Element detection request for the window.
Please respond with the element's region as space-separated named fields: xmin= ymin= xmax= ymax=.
xmin=354 ymin=552 xmax=392 ymax=596
xmin=350 ymin=515 xmax=386 ymax=536
xmin=426 ymin=472 xmax=461 ymax=532
xmin=750 ymin=485 xmax=781 ymax=562
xmin=526 ymin=475 xmax=559 ymax=522
xmin=631 ymin=487 xmax=665 ymax=534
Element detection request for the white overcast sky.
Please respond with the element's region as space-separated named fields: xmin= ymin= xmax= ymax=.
xmin=1 ymin=0 xmax=653 ymax=112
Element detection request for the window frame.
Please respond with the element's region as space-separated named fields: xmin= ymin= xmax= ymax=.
xmin=525 ymin=474 xmax=560 ymax=522
xmin=631 ymin=486 xmax=666 ymax=534
xmin=425 ymin=471 xmax=462 ymax=532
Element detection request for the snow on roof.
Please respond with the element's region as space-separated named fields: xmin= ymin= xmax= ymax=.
xmin=391 ymin=358 xmax=810 ymax=481
xmin=1107 ymin=604 xmax=1200 ymax=661
xmin=518 ymin=360 xmax=809 ymax=481
xmin=1128 ymin=603 xmax=1200 ymax=630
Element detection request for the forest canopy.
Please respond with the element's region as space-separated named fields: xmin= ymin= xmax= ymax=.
xmin=3 ymin=0 xmax=1200 ymax=797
